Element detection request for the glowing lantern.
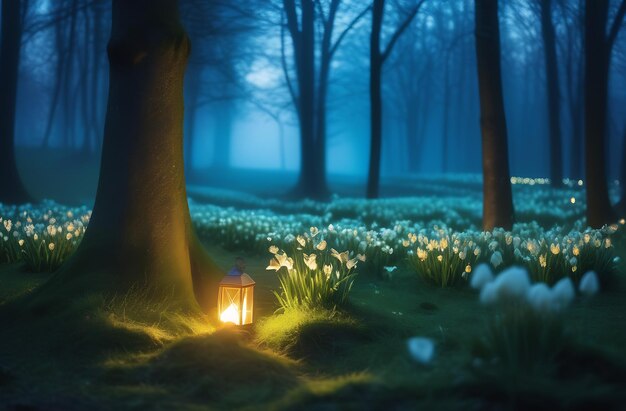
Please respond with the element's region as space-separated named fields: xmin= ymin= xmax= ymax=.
xmin=217 ymin=272 xmax=255 ymax=325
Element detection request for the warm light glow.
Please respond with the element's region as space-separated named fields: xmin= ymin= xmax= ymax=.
xmin=220 ymin=303 xmax=240 ymax=325
xmin=570 ymin=197 xmax=576 ymax=204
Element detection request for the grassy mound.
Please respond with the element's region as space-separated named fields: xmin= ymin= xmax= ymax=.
xmin=255 ymin=309 xmax=371 ymax=361
xmin=103 ymin=329 xmax=299 ymax=406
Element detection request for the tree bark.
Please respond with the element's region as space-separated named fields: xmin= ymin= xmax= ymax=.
xmin=474 ymin=0 xmax=514 ymax=230
xmin=0 ymin=0 xmax=31 ymax=204
xmin=56 ymin=0 xmax=222 ymax=312
xmin=540 ymin=0 xmax=563 ymax=186
xmin=584 ymin=0 xmax=616 ymax=227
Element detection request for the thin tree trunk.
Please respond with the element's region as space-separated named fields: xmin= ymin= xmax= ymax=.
xmin=80 ymin=7 xmax=92 ymax=154
xmin=475 ymin=0 xmax=514 ymax=230
xmin=57 ymin=0 xmax=222 ymax=312
xmin=540 ymin=0 xmax=563 ymax=186
xmin=366 ymin=0 xmax=384 ymax=199
xmin=584 ymin=0 xmax=615 ymax=227
xmin=442 ymin=60 xmax=451 ymax=173
xmin=41 ymin=3 xmax=68 ymax=148
xmin=213 ymin=101 xmax=233 ymax=168
xmin=0 ymin=0 xmax=31 ymax=204
xmin=62 ymin=0 xmax=78 ymax=150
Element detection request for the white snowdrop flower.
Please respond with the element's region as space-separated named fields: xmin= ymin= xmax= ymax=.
xmin=551 ymin=278 xmax=575 ymax=310
xmin=490 ymin=266 xmax=531 ymax=303
xmin=48 ymin=242 xmax=55 ymax=251
xmin=470 ymin=263 xmax=494 ymax=290
xmin=407 ymin=337 xmax=435 ymax=365
xmin=526 ymin=283 xmax=553 ymax=313
xmin=579 ymin=271 xmax=599 ymax=296
xmin=490 ymin=251 xmax=503 ymax=268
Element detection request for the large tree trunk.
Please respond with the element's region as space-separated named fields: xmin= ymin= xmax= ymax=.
xmin=183 ymin=63 xmax=201 ymax=174
xmin=474 ymin=0 xmax=514 ymax=230
xmin=540 ymin=0 xmax=563 ymax=186
xmin=584 ymin=0 xmax=615 ymax=228
xmin=366 ymin=0 xmax=384 ymax=199
xmin=0 ymin=0 xmax=31 ymax=204
xmin=56 ymin=0 xmax=222 ymax=312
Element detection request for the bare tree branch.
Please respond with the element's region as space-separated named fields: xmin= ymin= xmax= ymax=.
xmin=382 ymin=0 xmax=426 ymax=62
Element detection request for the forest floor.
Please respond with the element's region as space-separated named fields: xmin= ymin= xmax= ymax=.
xmin=2 ymin=167 xmax=626 ymax=410
xmin=1 ymin=242 xmax=626 ymax=410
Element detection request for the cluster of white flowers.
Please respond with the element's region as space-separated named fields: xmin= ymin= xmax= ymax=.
xmin=0 ymin=201 xmax=90 ymax=271
xmin=0 ymin=177 xmax=619 ymax=280
xmin=471 ymin=264 xmax=600 ymax=312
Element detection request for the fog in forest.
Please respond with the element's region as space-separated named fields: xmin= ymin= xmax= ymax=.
xmin=7 ymin=0 xmax=626 ymax=204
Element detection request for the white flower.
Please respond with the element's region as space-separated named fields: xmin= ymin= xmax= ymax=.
xmin=407 ymin=337 xmax=435 ymax=365
xmin=323 ymin=264 xmax=333 ymax=279
xmin=490 ymin=251 xmax=503 ymax=268
xmin=551 ymin=278 xmax=575 ymax=310
xmin=48 ymin=242 xmax=55 ymax=251
xmin=268 ymin=245 xmax=279 ymax=254
xmin=480 ymin=266 xmax=530 ymax=305
xmin=579 ymin=271 xmax=599 ymax=296
xmin=303 ymin=253 xmax=317 ymax=271
xmin=470 ymin=263 xmax=494 ymax=290
xmin=526 ymin=283 xmax=553 ymax=312
xmin=316 ymin=240 xmax=327 ymax=251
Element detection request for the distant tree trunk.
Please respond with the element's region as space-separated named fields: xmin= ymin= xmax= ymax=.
xmin=617 ymin=127 xmax=626 ymax=214
xmin=441 ymin=58 xmax=451 ymax=173
xmin=475 ymin=0 xmax=514 ymax=230
xmin=284 ymin=0 xmax=317 ymax=199
xmin=563 ymin=0 xmax=584 ymax=179
xmin=79 ymin=7 xmax=93 ymax=155
xmin=89 ymin=3 xmax=106 ymax=153
xmin=57 ymin=0 xmax=221 ymax=312
xmin=367 ymin=0 xmax=384 ymax=199
xmin=583 ymin=0 xmax=625 ymax=227
xmin=0 ymin=0 xmax=31 ymax=204
xmin=366 ymin=0 xmax=422 ymax=198
xmin=42 ymin=5 xmax=68 ymax=149
xmin=540 ymin=0 xmax=563 ymax=186
xmin=62 ymin=0 xmax=78 ymax=150
xmin=213 ymin=101 xmax=233 ymax=168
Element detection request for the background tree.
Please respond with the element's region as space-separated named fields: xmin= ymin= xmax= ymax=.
xmin=0 ymin=0 xmax=32 ymax=203
xmin=282 ymin=0 xmax=367 ymax=199
xmin=539 ymin=0 xmax=563 ymax=186
xmin=584 ymin=0 xmax=626 ymax=228
xmin=475 ymin=0 xmax=514 ymax=230
xmin=55 ymin=0 xmax=221 ymax=311
xmin=366 ymin=0 xmax=425 ymax=199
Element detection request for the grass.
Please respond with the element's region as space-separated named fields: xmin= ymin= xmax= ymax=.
xmin=1 ymin=247 xmax=626 ymax=409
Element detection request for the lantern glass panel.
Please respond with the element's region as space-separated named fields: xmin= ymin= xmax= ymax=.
xmin=219 ymin=287 xmax=242 ymax=325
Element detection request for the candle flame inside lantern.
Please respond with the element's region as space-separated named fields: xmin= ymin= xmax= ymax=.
xmin=220 ymin=303 xmax=240 ymax=325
